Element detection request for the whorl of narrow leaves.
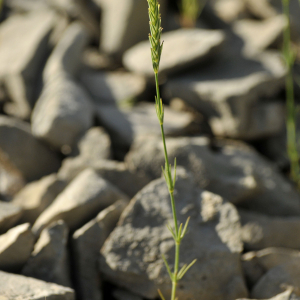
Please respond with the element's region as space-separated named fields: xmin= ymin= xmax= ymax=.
xmin=147 ymin=0 xmax=163 ymax=73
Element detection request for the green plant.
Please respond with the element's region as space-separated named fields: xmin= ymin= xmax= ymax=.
xmin=179 ymin=0 xmax=207 ymax=27
xmin=282 ymin=0 xmax=300 ymax=186
xmin=146 ymin=1 xmax=196 ymax=299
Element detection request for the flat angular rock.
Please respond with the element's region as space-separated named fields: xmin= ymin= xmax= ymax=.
xmin=164 ymin=51 xmax=285 ymax=139
xmin=13 ymin=174 xmax=67 ymax=224
xmin=96 ymin=0 xmax=167 ymax=59
xmin=233 ymin=15 xmax=286 ymax=56
xmin=0 ymin=223 xmax=34 ymax=272
xmin=0 ymin=201 xmax=23 ymax=234
xmin=22 ymin=220 xmax=71 ymax=287
xmin=0 ymin=115 xmax=60 ymax=181
xmin=43 ymin=22 xmax=90 ymax=82
xmin=126 ymin=136 xmax=300 ymax=216
xmin=32 ymin=168 xmax=129 ymax=235
xmin=240 ymin=210 xmax=300 ymax=251
xmin=73 ymin=200 xmax=128 ymax=300
xmin=81 ymin=70 xmax=146 ymax=105
xmin=0 ymin=270 xmax=74 ymax=300
xmin=31 ymin=73 xmax=94 ymax=151
xmin=251 ymin=262 xmax=300 ymax=299
xmin=242 ymin=248 xmax=300 ymax=287
xmin=123 ymin=28 xmax=225 ymax=78
xmin=100 ymin=169 xmax=247 ymax=300
xmin=0 ymin=10 xmax=56 ymax=119
xmin=58 ymin=159 xmax=150 ymax=198
xmin=0 ymin=148 xmax=25 ymax=200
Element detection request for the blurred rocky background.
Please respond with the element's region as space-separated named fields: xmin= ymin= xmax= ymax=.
xmin=1 ymin=0 xmax=300 ymax=299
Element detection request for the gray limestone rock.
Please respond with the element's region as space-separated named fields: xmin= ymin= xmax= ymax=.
xmin=32 ymin=168 xmax=129 ymax=235
xmin=0 ymin=115 xmax=60 ymax=181
xmin=73 ymin=200 xmax=128 ymax=300
xmin=251 ymin=262 xmax=300 ymax=299
xmin=123 ymin=28 xmax=225 ymax=78
xmin=22 ymin=220 xmax=71 ymax=287
xmin=13 ymin=174 xmax=67 ymax=224
xmin=58 ymin=159 xmax=150 ymax=198
xmin=100 ymin=169 xmax=247 ymax=300
xmin=0 ymin=270 xmax=74 ymax=300
xmin=0 ymin=223 xmax=35 ymax=272
xmin=242 ymin=248 xmax=300 ymax=287
xmin=81 ymin=70 xmax=146 ymax=105
xmin=125 ymin=136 xmax=300 ymax=216
xmin=164 ymin=51 xmax=286 ymax=140
xmin=0 ymin=201 xmax=23 ymax=234
xmin=7 ymin=0 xmax=50 ymax=12
xmin=240 ymin=210 xmax=300 ymax=251
xmin=95 ymin=0 xmax=167 ymax=59
xmin=238 ymin=289 xmax=300 ymax=300
xmin=31 ymin=73 xmax=94 ymax=151
xmin=0 ymin=10 xmax=56 ymax=119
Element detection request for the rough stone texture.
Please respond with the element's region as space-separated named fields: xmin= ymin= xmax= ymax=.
xmin=0 ymin=270 xmax=75 ymax=300
xmin=73 ymin=199 xmax=128 ymax=300
xmin=233 ymin=15 xmax=286 ymax=56
xmin=58 ymin=159 xmax=150 ymax=198
xmin=164 ymin=51 xmax=286 ymax=140
xmin=251 ymin=262 xmax=300 ymax=299
xmin=96 ymin=0 xmax=167 ymax=59
xmin=81 ymin=70 xmax=146 ymax=105
xmin=113 ymin=289 xmax=143 ymax=300
xmin=43 ymin=22 xmax=90 ymax=82
xmin=0 ymin=10 xmax=56 ymax=119
xmin=100 ymin=169 xmax=247 ymax=300
xmin=22 ymin=220 xmax=72 ymax=287
xmin=32 ymin=168 xmax=129 ymax=235
xmin=0 ymin=148 xmax=25 ymax=201
xmin=0 ymin=115 xmax=60 ymax=181
xmin=123 ymin=28 xmax=225 ymax=78
xmin=240 ymin=210 xmax=300 ymax=251
xmin=242 ymin=248 xmax=300 ymax=287
xmin=31 ymin=73 xmax=94 ymax=151
xmin=0 ymin=223 xmax=35 ymax=272
xmin=13 ymin=174 xmax=67 ymax=224
xmin=126 ymin=136 xmax=300 ymax=216
xmin=0 ymin=201 xmax=23 ymax=234
xmin=96 ymin=103 xmax=196 ymax=148
xmin=238 ymin=289 xmax=300 ymax=300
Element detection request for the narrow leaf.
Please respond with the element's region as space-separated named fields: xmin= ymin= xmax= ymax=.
xmin=178 ymin=259 xmax=197 ymax=280
xmin=158 ymin=289 xmax=166 ymax=300
xmin=162 ymin=254 xmax=173 ymax=280
xmin=166 ymin=222 xmax=176 ymax=240
xmin=173 ymin=157 xmax=177 ymax=187
xmin=177 ymin=263 xmax=187 ymax=280
xmin=181 ymin=217 xmax=190 ymax=238
xmin=178 ymin=223 xmax=183 ymax=240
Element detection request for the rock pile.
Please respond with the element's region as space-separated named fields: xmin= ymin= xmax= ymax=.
xmin=0 ymin=0 xmax=299 ymax=299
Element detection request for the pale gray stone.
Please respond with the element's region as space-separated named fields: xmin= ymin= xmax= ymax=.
xmin=22 ymin=220 xmax=71 ymax=287
xmin=32 ymin=168 xmax=129 ymax=235
xmin=7 ymin=0 xmax=49 ymax=12
xmin=210 ymin=0 xmax=246 ymax=23
xmin=100 ymin=169 xmax=247 ymax=300
xmin=251 ymin=262 xmax=300 ymax=299
xmin=242 ymin=248 xmax=300 ymax=287
xmin=31 ymin=73 xmax=94 ymax=151
xmin=0 ymin=115 xmax=60 ymax=181
xmin=233 ymin=15 xmax=286 ymax=56
xmin=164 ymin=51 xmax=286 ymax=139
xmin=244 ymin=0 xmax=278 ymax=19
xmin=73 ymin=200 xmax=128 ymax=300
xmin=96 ymin=0 xmax=167 ymax=59
xmin=240 ymin=210 xmax=300 ymax=251
xmin=0 ymin=201 xmax=23 ymax=234
xmin=237 ymin=289 xmax=300 ymax=300
xmin=0 ymin=148 xmax=25 ymax=201
xmin=0 ymin=10 xmax=56 ymax=119
xmin=0 ymin=223 xmax=35 ymax=272
xmin=126 ymin=136 xmax=300 ymax=216
xmin=13 ymin=174 xmax=67 ymax=224
xmin=0 ymin=270 xmax=75 ymax=300
xmin=80 ymin=70 xmax=146 ymax=105
xmin=123 ymin=28 xmax=225 ymax=78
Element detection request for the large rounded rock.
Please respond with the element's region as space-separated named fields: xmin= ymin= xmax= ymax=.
xmin=100 ymin=168 xmax=248 ymax=300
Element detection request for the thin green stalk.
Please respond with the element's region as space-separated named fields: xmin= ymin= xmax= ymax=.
xmin=282 ymin=0 xmax=300 ymax=186
xmin=147 ymin=1 xmax=196 ymax=299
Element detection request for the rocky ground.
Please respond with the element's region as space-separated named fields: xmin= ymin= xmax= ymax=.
xmin=1 ymin=0 xmax=300 ymax=299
